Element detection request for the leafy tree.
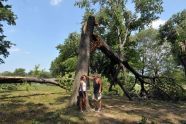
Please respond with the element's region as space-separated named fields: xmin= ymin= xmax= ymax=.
xmin=74 ymin=0 xmax=163 ymax=96
xmin=28 ymin=65 xmax=40 ymax=77
xmin=28 ymin=65 xmax=51 ymax=78
xmin=75 ymin=0 xmax=163 ymax=56
xmin=50 ymin=32 xmax=80 ymax=76
xmin=38 ymin=70 xmax=52 ymax=78
xmin=13 ymin=68 xmax=26 ymax=76
xmin=159 ymin=9 xmax=186 ymax=75
xmin=0 ymin=0 xmax=17 ymax=63
xmin=0 ymin=71 xmax=13 ymax=76
xmin=134 ymin=28 xmax=175 ymax=76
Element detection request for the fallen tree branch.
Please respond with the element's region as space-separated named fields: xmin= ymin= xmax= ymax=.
xmin=92 ymin=35 xmax=147 ymax=86
xmin=0 ymin=76 xmax=66 ymax=89
xmin=95 ymin=35 xmax=186 ymax=98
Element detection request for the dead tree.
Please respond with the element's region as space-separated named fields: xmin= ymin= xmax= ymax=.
xmin=69 ymin=16 xmax=97 ymax=108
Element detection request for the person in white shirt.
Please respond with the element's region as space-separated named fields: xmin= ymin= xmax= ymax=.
xmin=79 ymin=75 xmax=87 ymax=112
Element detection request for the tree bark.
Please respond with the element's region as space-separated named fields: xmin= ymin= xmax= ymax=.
xmin=0 ymin=76 xmax=66 ymax=89
xmin=69 ymin=16 xmax=96 ymax=109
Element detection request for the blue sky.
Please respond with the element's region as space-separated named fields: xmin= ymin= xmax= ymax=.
xmin=1 ymin=0 xmax=186 ymax=72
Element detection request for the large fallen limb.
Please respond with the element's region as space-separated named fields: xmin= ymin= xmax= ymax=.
xmin=0 ymin=76 xmax=66 ymax=89
xmin=93 ymin=35 xmax=147 ymax=89
xmin=93 ymin=35 xmax=186 ymax=99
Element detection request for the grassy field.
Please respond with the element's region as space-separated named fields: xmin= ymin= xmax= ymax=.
xmin=0 ymin=84 xmax=186 ymax=124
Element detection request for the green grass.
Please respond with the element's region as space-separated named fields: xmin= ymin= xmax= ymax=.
xmin=0 ymin=84 xmax=186 ymax=124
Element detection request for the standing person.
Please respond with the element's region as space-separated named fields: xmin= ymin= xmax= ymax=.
xmin=79 ymin=75 xmax=87 ymax=112
xmin=87 ymin=74 xmax=102 ymax=112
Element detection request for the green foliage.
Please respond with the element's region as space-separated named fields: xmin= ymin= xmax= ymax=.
xmin=159 ymin=9 xmax=186 ymax=72
xmin=90 ymin=51 xmax=111 ymax=74
xmin=134 ymin=28 xmax=175 ymax=76
xmin=61 ymin=56 xmax=77 ymax=73
xmin=0 ymin=84 xmax=17 ymax=91
xmin=73 ymin=0 xmax=164 ymax=78
xmin=13 ymin=68 xmax=26 ymax=76
xmin=99 ymin=76 xmax=109 ymax=95
xmin=159 ymin=9 xmax=186 ymax=44
xmin=28 ymin=65 xmax=52 ymax=78
xmin=0 ymin=68 xmax=27 ymax=76
xmin=75 ymin=0 xmax=163 ymax=44
xmin=32 ymin=119 xmax=41 ymax=124
xmin=149 ymin=82 xmax=184 ymax=101
xmin=29 ymin=65 xmax=40 ymax=77
xmin=57 ymin=72 xmax=75 ymax=92
xmin=50 ymin=32 xmax=80 ymax=76
xmin=139 ymin=116 xmax=147 ymax=124
xmin=0 ymin=0 xmax=17 ymax=63
xmin=0 ymin=71 xmax=13 ymax=76
xmin=173 ymin=69 xmax=185 ymax=84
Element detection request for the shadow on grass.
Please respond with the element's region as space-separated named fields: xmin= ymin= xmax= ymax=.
xmin=103 ymin=97 xmax=186 ymax=123
xmin=98 ymin=117 xmax=136 ymax=124
xmin=0 ymin=93 xmax=87 ymax=124
xmin=0 ymin=89 xmax=26 ymax=93
xmin=0 ymin=105 xmax=85 ymax=124
xmin=0 ymin=92 xmax=63 ymax=100
xmin=1 ymin=91 xmax=186 ymax=124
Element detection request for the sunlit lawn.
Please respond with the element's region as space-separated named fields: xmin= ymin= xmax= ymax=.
xmin=0 ymin=84 xmax=186 ymax=124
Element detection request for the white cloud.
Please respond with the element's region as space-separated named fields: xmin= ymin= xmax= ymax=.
xmin=151 ymin=19 xmax=166 ymax=29
xmin=25 ymin=51 xmax=31 ymax=55
xmin=50 ymin=0 xmax=63 ymax=6
xmin=9 ymin=46 xmax=21 ymax=53
xmin=9 ymin=29 xmax=16 ymax=33
xmin=9 ymin=47 xmax=31 ymax=55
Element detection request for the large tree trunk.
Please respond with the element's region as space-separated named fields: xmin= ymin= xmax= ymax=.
xmin=69 ymin=16 xmax=96 ymax=109
xmin=0 ymin=76 xmax=66 ymax=89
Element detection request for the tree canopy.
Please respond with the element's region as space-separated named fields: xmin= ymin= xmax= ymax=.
xmin=0 ymin=0 xmax=17 ymax=63
xmin=50 ymin=32 xmax=80 ymax=76
xmin=51 ymin=0 xmax=185 ymax=102
xmin=159 ymin=9 xmax=186 ymax=75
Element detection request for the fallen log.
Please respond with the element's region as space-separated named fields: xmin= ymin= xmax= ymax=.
xmin=0 ymin=76 xmax=66 ymax=89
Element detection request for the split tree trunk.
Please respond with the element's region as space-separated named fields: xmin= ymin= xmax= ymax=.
xmin=69 ymin=16 xmax=96 ymax=108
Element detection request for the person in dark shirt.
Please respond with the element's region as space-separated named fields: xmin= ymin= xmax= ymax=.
xmin=86 ymin=74 xmax=102 ymax=112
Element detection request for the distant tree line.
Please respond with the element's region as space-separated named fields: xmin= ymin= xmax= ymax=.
xmin=0 ymin=65 xmax=52 ymax=78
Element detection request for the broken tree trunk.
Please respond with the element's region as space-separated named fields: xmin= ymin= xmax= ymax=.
xmin=0 ymin=76 xmax=66 ymax=89
xmin=109 ymin=65 xmax=132 ymax=100
xmin=69 ymin=16 xmax=97 ymax=108
xmin=92 ymin=35 xmax=148 ymax=96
